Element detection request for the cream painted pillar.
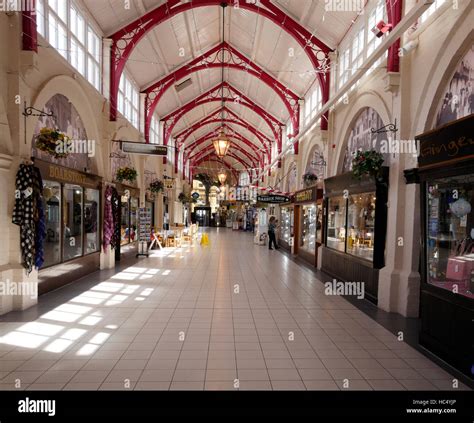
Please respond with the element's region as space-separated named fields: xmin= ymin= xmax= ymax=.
xmin=156 ymin=192 xmax=164 ymax=229
xmin=100 ymin=246 xmax=115 ymax=270
xmin=0 ymin=155 xmax=38 ymax=315
xmin=398 ymin=181 xmax=421 ymax=316
xmin=102 ymin=38 xmax=113 ymax=101
xmin=139 ymin=93 xmax=146 ymax=137
xmin=159 ymin=121 xmax=165 ymax=144
xmin=377 ymin=71 xmax=420 ymax=317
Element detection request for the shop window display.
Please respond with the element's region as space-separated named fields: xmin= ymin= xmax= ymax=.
xmin=300 ymin=205 xmax=319 ymax=253
xmin=120 ymin=196 xmax=138 ymax=245
xmin=327 ymin=196 xmax=346 ymax=253
xmin=84 ymin=188 xmax=100 ymax=254
xmin=121 ymin=197 xmax=130 ymax=245
xmin=426 ymin=174 xmax=474 ymax=299
xmin=63 ymin=184 xmax=83 ymax=260
xmin=280 ymin=207 xmax=293 ymax=243
xmin=42 ymin=180 xmax=61 ymax=267
xmin=40 ymin=179 xmax=101 ymax=269
xmin=346 ymin=193 xmax=376 ymax=261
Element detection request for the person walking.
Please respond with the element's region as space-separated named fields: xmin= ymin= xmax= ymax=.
xmin=268 ymin=216 xmax=279 ymax=250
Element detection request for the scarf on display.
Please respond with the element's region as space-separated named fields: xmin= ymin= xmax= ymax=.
xmin=103 ymin=185 xmax=120 ymax=251
xmin=12 ymin=163 xmax=38 ymax=274
xmin=111 ymin=187 xmax=120 ymax=250
xmin=33 ymin=166 xmax=46 ymax=269
xmin=102 ymin=185 xmax=114 ymax=251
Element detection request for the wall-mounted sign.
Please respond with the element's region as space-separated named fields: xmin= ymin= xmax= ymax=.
xmin=35 ymin=160 xmax=100 ymax=189
xmin=164 ymin=179 xmax=175 ymax=190
xmin=295 ymin=189 xmax=315 ymax=203
xmin=120 ymin=141 xmax=168 ymax=156
xmin=257 ymin=195 xmax=290 ymax=204
xmin=417 ymin=115 xmax=474 ymax=169
xmin=192 ymin=192 xmax=200 ymax=200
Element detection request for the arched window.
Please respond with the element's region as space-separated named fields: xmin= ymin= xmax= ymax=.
xmin=434 ymin=45 xmax=474 ymax=128
xmin=239 ymin=171 xmax=250 ymax=187
xmin=305 ymin=145 xmax=325 ymax=181
xmin=342 ymin=107 xmax=390 ymax=173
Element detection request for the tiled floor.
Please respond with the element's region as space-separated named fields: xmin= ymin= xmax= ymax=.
xmin=0 ymin=229 xmax=471 ymax=390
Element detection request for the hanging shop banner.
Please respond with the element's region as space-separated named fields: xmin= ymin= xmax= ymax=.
xmin=257 ymin=194 xmax=290 ymax=204
xmin=416 ymin=114 xmax=474 ymax=169
xmin=138 ymin=207 xmax=152 ymax=242
xmin=120 ymin=141 xmax=167 ymax=156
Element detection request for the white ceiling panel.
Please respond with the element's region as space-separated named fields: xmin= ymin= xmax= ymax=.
xmin=79 ymin=0 xmax=358 ymax=169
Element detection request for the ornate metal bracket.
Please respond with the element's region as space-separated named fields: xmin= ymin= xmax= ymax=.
xmin=371 ymin=119 xmax=398 ymax=134
xmin=109 ymin=152 xmax=127 ymax=159
xmin=311 ymin=153 xmax=327 ymax=167
xmin=23 ymin=102 xmax=56 ymax=145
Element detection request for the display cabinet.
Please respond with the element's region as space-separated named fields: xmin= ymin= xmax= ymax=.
xmin=35 ymin=159 xmax=102 ymax=295
xmin=322 ymin=168 xmax=389 ymax=303
xmin=279 ymin=205 xmax=294 ymax=251
xmin=292 ymin=187 xmax=324 ymax=266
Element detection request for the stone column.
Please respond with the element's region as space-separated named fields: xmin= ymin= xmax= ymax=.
xmin=139 ymin=93 xmax=146 ymax=137
xmin=0 ymin=155 xmax=38 ymax=315
xmin=102 ymin=39 xmax=113 ymax=101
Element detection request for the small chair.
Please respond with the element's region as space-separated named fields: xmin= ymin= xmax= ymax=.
xmin=182 ymin=233 xmax=192 ymax=244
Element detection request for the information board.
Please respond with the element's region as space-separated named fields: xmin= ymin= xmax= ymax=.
xmin=138 ymin=207 xmax=152 ymax=242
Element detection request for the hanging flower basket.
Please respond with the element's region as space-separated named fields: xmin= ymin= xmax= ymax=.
xmin=116 ymin=166 xmax=137 ymax=183
xmin=178 ymin=192 xmax=187 ymax=204
xmin=149 ymin=180 xmax=164 ymax=193
xmin=35 ymin=127 xmax=70 ymax=159
xmin=352 ymin=150 xmax=384 ymax=180
xmin=302 ymin=172 xmax=318 ymax=186
xmin=178 ymin=192 xmax=195 ymax=204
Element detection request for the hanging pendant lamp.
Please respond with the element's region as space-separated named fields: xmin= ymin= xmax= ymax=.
xmin=213 ymin=3 xmax=231 ymax=158
xmin=217 ymin=169 xmax=227 ymax=185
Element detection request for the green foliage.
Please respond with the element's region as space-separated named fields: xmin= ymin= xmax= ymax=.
xmin=149 ymin=180 xmax=164 ymax=193
xmin=35 ymin=127 xmax=70 ymax=159
xmin=351 ymin=150 xmax=384 ymax=180
xmin=195 ymin=173 xmax=219 ymax=188
xmin=302 ymin=172 xmax=318 ymax=182
xmin=116 ymin=167 xmax=138 ymax=183
xmin=178 ymin=192 xmax=196 ymax=204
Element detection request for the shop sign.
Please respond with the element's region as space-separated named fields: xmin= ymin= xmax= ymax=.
xmin=295 ymin=188 xmax=316 ymax=203
xmin=417 ymin=115 xmax=474 ymax=168
xmin=37 ymin=161 xmax=99 ymax=188
xmin=121 ymin=141 xmax=167 ymax=156
xmin=257 ymin=195 xmax=290 ymax=204
xmin=164 ymin=179 xmax=175 ymax=190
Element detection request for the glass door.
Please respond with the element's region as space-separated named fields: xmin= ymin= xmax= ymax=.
xmin=300 ymin=204 xmax=316 ymax=254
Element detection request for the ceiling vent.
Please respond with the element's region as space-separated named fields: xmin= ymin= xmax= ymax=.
xmin=175 ymin=78 xmax=193 ymax=92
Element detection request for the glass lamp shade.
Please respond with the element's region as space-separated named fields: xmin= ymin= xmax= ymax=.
xmin=213 ymin=132 xmax=231 ymax=157
xmin=218 ymin=171 xmax=227 ymax=185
